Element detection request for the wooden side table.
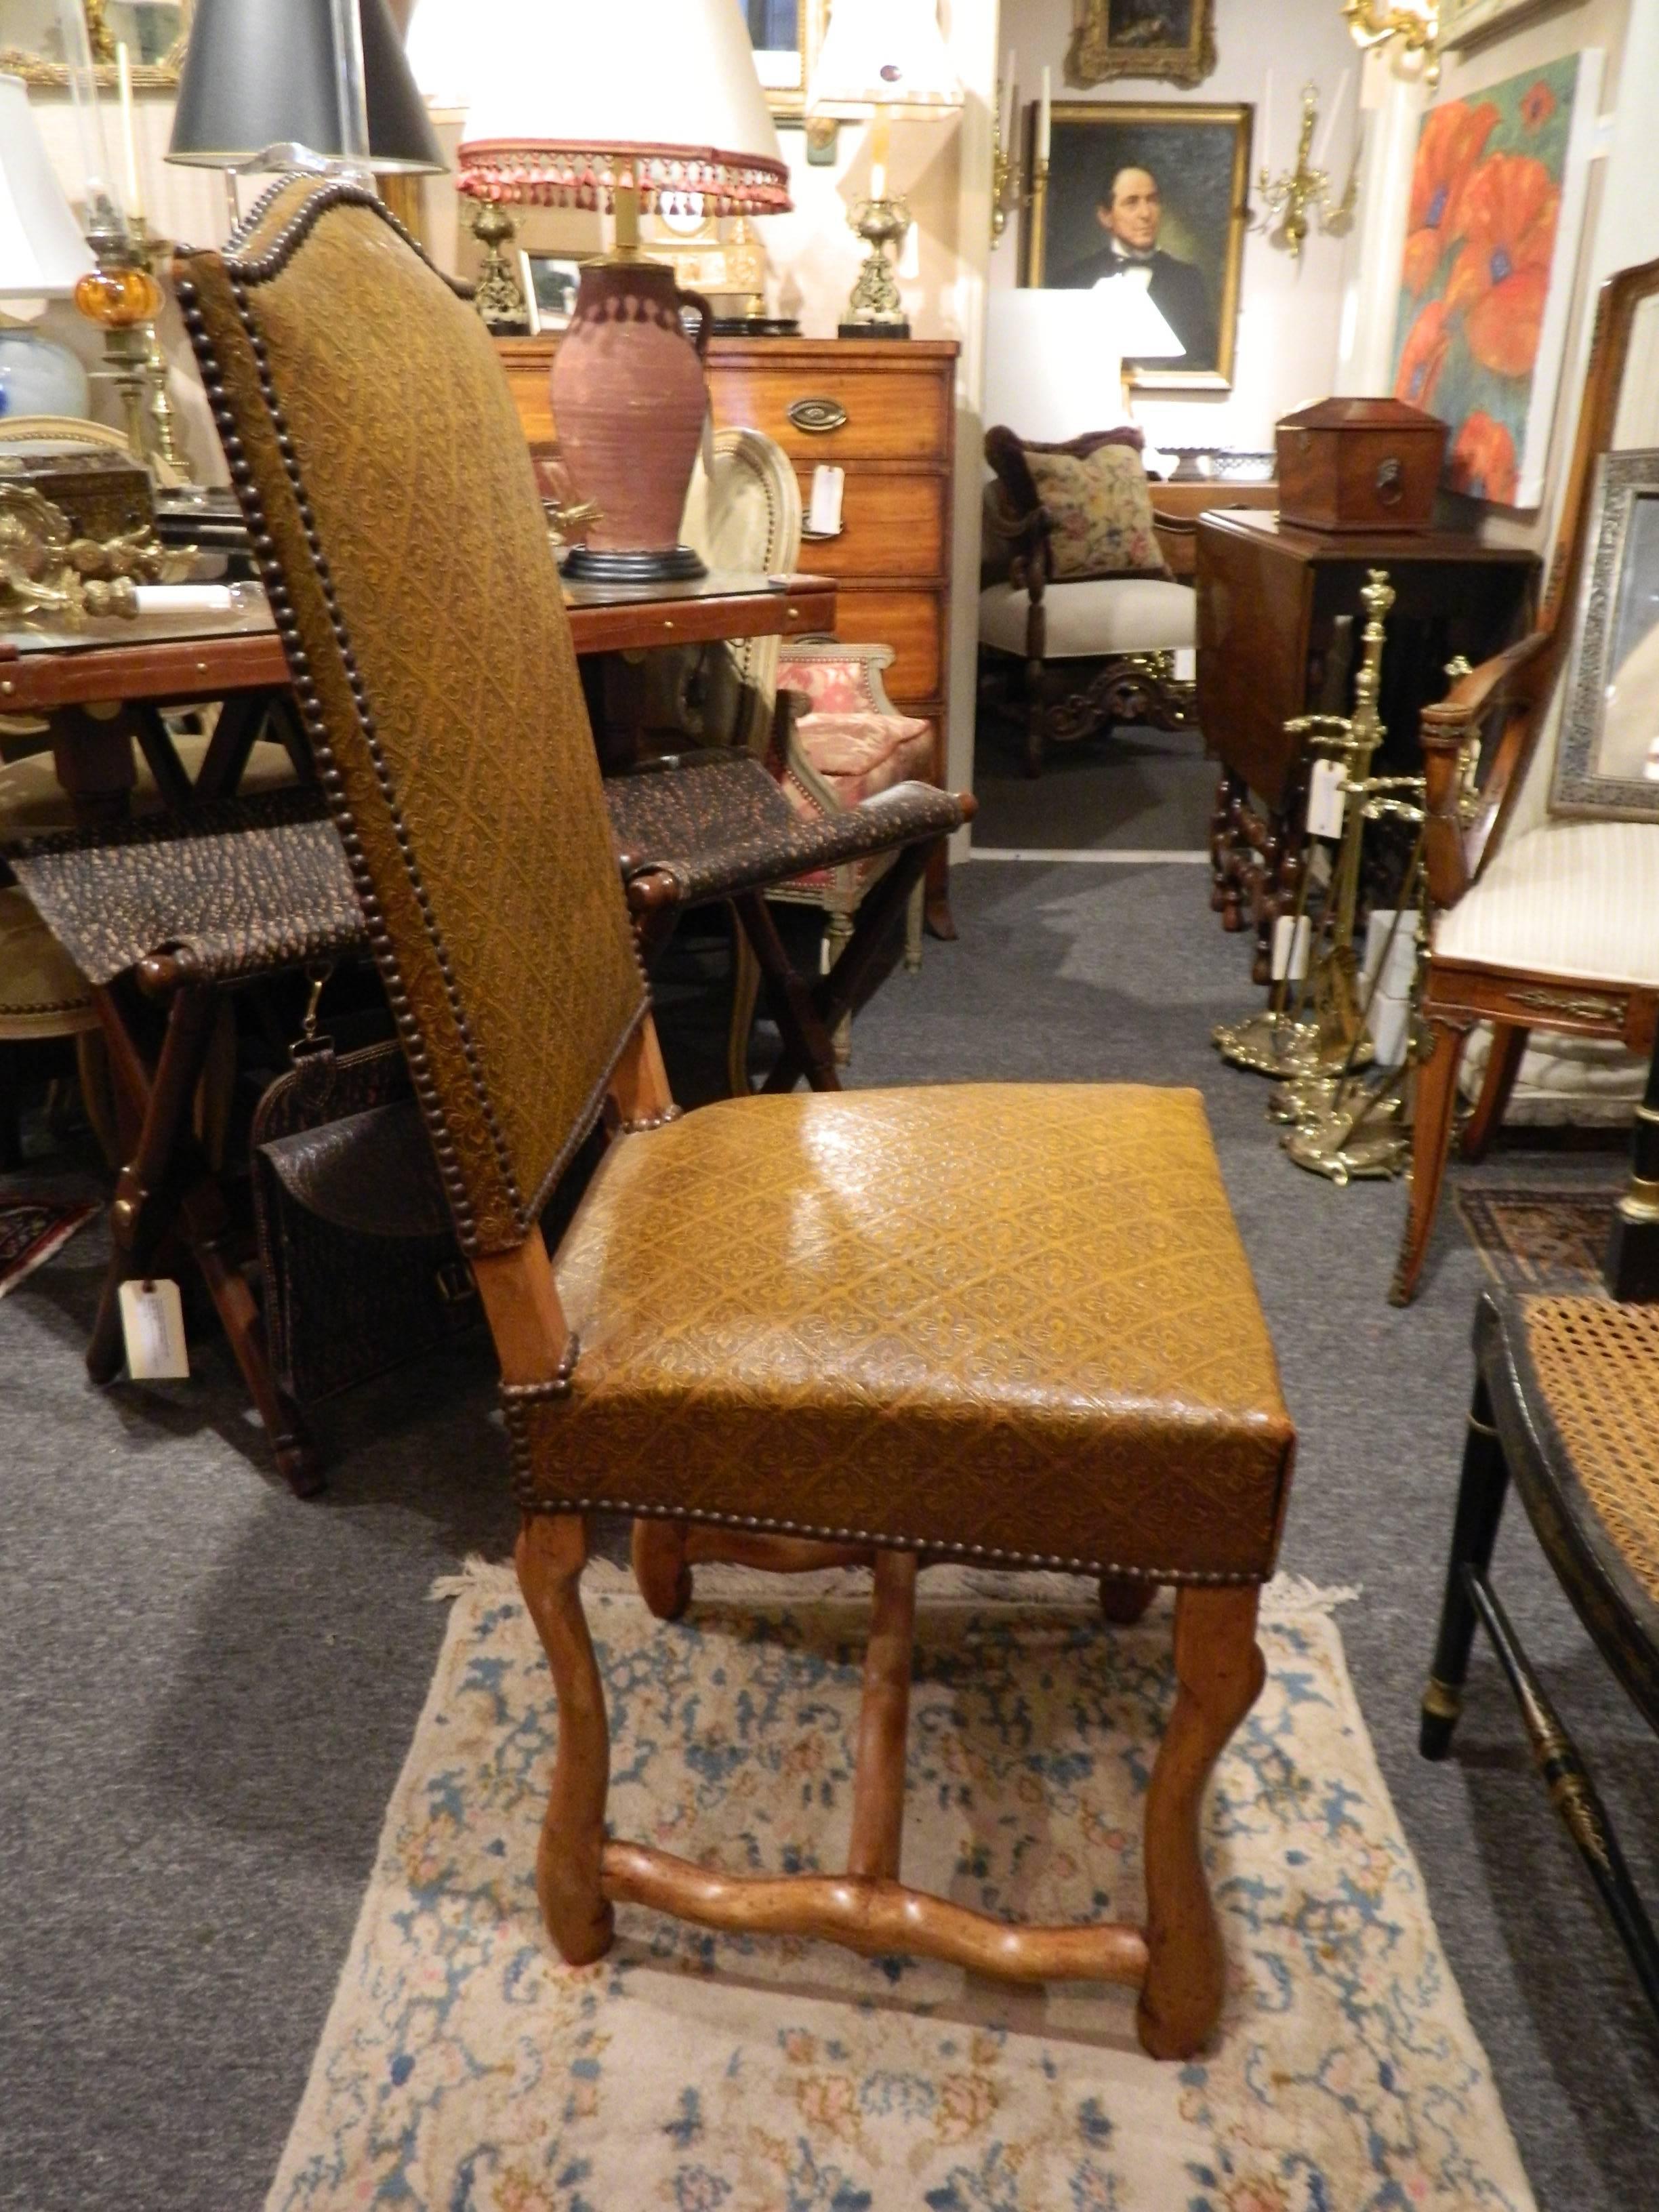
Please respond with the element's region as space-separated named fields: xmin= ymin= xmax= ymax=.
xmin=1196 ymin=509 xmax=1537 ymax=981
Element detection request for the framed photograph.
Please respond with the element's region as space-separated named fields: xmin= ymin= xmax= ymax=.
xmin=1551 ymin=451 xmax=1659 ymax=819
xmin=1389 ymin=49 xmax=1602 ymax=508
xmin=1021 ymin=101 xmax=1251 ymax=390
xmin=1065 ymin=0 xmax=1217 ymax=90
xmin=518 ymin=255 xmax=583 ymax=337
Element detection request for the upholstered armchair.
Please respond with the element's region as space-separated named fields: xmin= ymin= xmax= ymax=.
xmin=979 ymin=425 xmax=1196 ymax=777
xmin=1393 ymin=254 xmax=1659 ymax=1305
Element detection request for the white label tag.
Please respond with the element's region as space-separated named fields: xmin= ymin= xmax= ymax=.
xmin=1306 ymin=758 xmax=1347 ymax=838
xmin=1271 ymin=914 xmax=1311 ymax=981
xmin=118 ymin=1278 xmax=190 ymax=1380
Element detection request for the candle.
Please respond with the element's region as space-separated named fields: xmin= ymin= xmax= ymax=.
xmin=117 ymin=42 xmax=142 ymax=220
xmin=1038 ymin=66 xmax=1052 ymax=163
xmin=1314 ymin=68 xmax=1351 ymax=171
xmin=1000 ymin=51 xmax=1015 ymax=148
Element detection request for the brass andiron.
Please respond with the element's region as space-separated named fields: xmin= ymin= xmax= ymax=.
xmin=1253 ymin=82 xmax=1356 ymax=260
xmin=1214 ymin=569 xmax=1395 ymax=1082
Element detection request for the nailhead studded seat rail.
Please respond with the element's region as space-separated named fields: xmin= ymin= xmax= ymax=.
xmin=177 ymin=176 xmax=1296 ymax=2063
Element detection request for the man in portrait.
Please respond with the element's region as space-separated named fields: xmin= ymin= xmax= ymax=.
xmin=1054 ymin=163 xmax=1218 ymax=367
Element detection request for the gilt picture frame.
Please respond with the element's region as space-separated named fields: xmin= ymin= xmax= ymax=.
xmin=1551 ymin=451 xmax=1659 ymax=821
xmin=744 ymin=0 xmax=830 ymax=123
xmin=1065 ymin=0 xmax=1217 ymax=91
xmin=1021 ymin=100 xmax=1251 ymax=390
xmin=0 ymin=0 xmax=190 ymax=91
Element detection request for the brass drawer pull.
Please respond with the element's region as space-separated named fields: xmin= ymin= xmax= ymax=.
xmin=788 ymin=396 xmax=848 ymax=435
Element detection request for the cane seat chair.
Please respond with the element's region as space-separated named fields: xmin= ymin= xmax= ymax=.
xmin=1394 ymin=255 xmax=1659 ymax=1303
xmin=178 ymin=178 xmax=1296 ymax=2060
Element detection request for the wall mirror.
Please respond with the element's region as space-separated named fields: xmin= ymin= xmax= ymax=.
xmin=1 ymin=1 xmax=190 ymax=91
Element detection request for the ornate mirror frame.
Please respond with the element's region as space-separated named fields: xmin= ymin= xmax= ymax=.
xmin=749 ymin=0 xmax=830 ymax=124
xmin=0 ymin=1 xmax=191 ymax=93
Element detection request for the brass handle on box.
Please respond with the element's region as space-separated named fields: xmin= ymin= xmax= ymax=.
xmin=788 ymin=397 xmax=848 ymax=434
xmin=1375 ymin=457 xmax=1404 ymax=506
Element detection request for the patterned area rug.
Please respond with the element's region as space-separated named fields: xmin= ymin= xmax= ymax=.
xmin=1455 ymin=1185 xmax=1618 ymax=1294
xmin=268 ymin=1563 xmax=1536 ymax=2212
xmin=0 ymin=1193 xmax=96 ymax=1299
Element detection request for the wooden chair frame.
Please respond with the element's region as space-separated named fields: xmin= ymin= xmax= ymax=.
xmin=476 ymin=1021 xmax=1268 ymax=2063
xmin=1395 ymin=255 xmax=1659 ymax=1304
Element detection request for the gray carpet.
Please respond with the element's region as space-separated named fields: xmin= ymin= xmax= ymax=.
xmin=972 ymin=717 xmax=1216 ymax=851
xmin=3 ymin=861 xmax=1656 ymax=2212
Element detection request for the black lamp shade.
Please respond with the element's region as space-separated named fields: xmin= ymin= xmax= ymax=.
xmin=169 ymin=0 xmax=445 ymax=174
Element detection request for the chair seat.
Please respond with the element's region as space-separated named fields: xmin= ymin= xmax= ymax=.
xmin=1435 ymin=817 xmax=1659 ymax=989
xmin=605 ymin=750 xmax=961 ymax=906
xmin=1498 ymin=1292 xmax=1659 ymax=1670
xmin=0 ymin=885 xmax=97 ymax=1039
xmin=518 ymin=1084 xmax=1294 ymax=1582
xmin=979 ymin=577 xmax=1197 ymax=660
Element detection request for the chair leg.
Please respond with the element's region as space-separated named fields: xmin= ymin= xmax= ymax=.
xmin=1460 ymin=1023 xmax=1528 ymax=1163
xmin=1390 ymin=1016 xmax=1471 ymax=1307
xmin=1419 ymin=1376 xmax=1510 ymax=1760
xmin=726 ymin=922 xmax=762 ymax=1097
xmin=1099 ymin=1574 xmax=1158 ymax=1625
xmin=516 ymin=1512 xmax=616 ymax=1967
xmin=1138 ymin=1584 xmax=1264 ymax=2062
xmin=904 ymin=879 xmax=924 ymax=973
xmin=825 ymin=911 xmax=855 ymax=1067
xmin=632 ymin=1517 xmax=693 ymax=1622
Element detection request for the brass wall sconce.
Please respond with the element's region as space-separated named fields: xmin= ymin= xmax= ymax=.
xmin=1254 ymin=81 xmax=1356 ymax=260
xmin=1342 ymin=0 xmax=1439 ymax=70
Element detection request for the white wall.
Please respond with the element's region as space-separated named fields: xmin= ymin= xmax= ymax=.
xmin=988 ymin=0 xmax=1359 ymax=451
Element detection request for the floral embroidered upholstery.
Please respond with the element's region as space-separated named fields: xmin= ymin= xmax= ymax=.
xmin=1027 ymin=443 xmax=1167 ymax=581
xmin=790 ymin=712 xmax=935 ymax=808
xmin=772 ymin=644 xmax=939 ymax=901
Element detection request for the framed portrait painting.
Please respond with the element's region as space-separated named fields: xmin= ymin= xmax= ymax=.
xmin=1389 ymin=50 xmax=1602 ymax=508
xmin=1021 ymin=102 xmax=1251 ymax=390
xmin=1551 ymin=452 xmax=1659 ymax=820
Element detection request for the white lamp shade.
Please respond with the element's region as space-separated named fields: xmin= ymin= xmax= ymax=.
xmin=809 ymin=0 xmax=962 ymax=116
xmin=984 ymin=292 xmax=1133 ymax=442
xmin=0 ymin=75 xmax=93 ymax=298
xmin=405 ymin=0 xmax=479 ymax=113
xmin=458 ymin=0 xmax=789 ymax=213
xmin=1094 ymin=271 xmax=1184 ymax=361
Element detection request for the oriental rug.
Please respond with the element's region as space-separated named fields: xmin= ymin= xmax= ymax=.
xmin=0 ymin=1193 xmax=96 ymax=1300
xmin=1455 ymin=1184 xmax=1617 ymax=1294
xmin=267 ymin=1563 xmax=1536 ymax=2212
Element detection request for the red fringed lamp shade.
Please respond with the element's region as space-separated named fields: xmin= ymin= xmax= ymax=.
xmin=457 ymin=143 xmax=791 ymax=218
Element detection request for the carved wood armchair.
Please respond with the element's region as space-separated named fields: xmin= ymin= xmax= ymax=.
xmin=180 ymin=177 xmax=1296 ymax=2060
xmin=978 ymin=425 xmax=1197 ymax=778
xmin=1393 ymin=255 xmax=1659 ymax=1305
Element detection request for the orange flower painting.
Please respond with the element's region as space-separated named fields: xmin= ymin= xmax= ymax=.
xmin=1390 ymin=54 xmax=1597 ymax=510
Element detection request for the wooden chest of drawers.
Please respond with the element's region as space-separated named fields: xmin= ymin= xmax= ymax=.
xmin=496 ymin=335 xmax=958 ymax=773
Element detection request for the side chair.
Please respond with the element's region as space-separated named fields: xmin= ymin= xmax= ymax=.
xmin=179 ymin=177 xmax=1296 ymax=2060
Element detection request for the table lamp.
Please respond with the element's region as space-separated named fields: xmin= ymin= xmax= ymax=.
xmin=169 ymin=0 xmax=445 ymax=228
xmin=0 ymin=74 xmax=94 ymax=419
xmin=808 ymin=0 xmax=962 ymax=340
xmin=1095 ymin=269 xmax=1185 ymax=417
xmin=457 ymin=0 xmax=791 ymax=583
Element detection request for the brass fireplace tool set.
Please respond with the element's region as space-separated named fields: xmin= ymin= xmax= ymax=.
xmin=1214 ymin=570 xmax=1439 ymax=1185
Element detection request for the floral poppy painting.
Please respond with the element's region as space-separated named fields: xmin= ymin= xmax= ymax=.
xmin=1390 ymin=52 xmax=1602 ymax=508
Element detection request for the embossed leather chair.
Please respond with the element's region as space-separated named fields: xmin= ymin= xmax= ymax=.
xmin=1394 ymin=257 xmax=1659 ymax=1303
xmin=179 ymin=178 xmax=1296 ymax=2060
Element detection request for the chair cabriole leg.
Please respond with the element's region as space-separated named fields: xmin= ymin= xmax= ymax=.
xmin=1098 ymin=1574 xmax=1158 ymax=1625
xmin=632 ymin=1518 xmax=693 ymax=1622
xmin=1391 ymin=1015 xmax=1470 ymax=1306
xmin=846 ymin=1549 xmax=918 ymax=1881
xmin=516 ymin=1511 xmax=615 ymax=1966
xmin=1137 ymin=1584 xmax=1263 ymax=2061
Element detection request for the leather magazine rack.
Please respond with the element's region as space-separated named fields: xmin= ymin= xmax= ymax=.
xmin=177 ymin=176 xmax=1296 ymax=2060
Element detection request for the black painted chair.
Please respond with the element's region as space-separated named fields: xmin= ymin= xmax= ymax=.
xmin=1420 ymin=1038 xmax=1659 ymax=2021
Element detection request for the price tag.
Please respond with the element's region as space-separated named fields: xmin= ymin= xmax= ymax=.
xmin=1306 ymin=758 xmax=1348 ymax=838
xmin=1271 ymin=914 xmax=1311 ymax=982
xmin=118 ymin=1278 xmax=190 ymax=1381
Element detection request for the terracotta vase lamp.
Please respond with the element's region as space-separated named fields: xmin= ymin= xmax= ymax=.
xmin=456 ymin=0 xmax=791 ymax=584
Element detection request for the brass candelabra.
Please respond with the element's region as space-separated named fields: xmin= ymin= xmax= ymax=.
xmin=1254 ymin=81 xmax=1355 ymax=260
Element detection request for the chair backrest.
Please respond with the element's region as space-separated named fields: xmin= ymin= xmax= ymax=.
xmin=679 ymin=427 xmax=802 ymax=752
xmin=1475 ymin=257 xmax=1659 ymax=859
xmin=177 ymin=178 xmax=647 ymax=1258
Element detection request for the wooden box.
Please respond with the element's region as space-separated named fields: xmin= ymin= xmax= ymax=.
xmin=1275 ymin=398 xmax=1447 ymax=535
